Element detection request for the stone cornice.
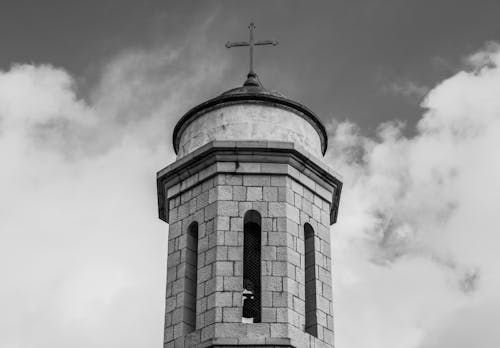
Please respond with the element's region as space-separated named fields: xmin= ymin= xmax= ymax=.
xmin=157 ymin=141 xmax=342 ymax=225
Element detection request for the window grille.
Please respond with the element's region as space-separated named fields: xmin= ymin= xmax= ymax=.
xmin=185 ymin=222 xmax=198 ymax=332
xmin=304 ymin=223 xmax=318 ymax=336
xmin=242 ymin=210 xmax=261 ymax=323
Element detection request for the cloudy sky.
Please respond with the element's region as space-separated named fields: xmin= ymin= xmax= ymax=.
xmin=1 ymin=1 xmax=500 ymax=347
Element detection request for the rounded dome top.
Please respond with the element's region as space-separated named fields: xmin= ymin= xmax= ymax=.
xmin=220 ymin=72 xmax=286 ymax=98
xmin=172 ymin=72 xmax=328 ymax=157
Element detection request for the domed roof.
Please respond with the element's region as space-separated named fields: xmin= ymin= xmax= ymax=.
xmin=220 ymin=72 xmax=286 ymax=98
xmin=172 ymin=72 xmax=328 ymax=155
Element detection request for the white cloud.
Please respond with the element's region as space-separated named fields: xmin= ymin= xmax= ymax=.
xmin=329 ymin=42 xmax=500 ymax=348
xmin=0 ymin=25 xmax=228 ymax=348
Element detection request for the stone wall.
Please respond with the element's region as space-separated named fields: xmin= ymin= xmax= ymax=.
xmin=163 ymin=169 xmax=334 ymax=348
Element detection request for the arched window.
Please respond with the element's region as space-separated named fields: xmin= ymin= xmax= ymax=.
xmin=185 ymin=221 xmax=198 ymax=333
xmin=242 ymin=210 xmax=261 ymax=323
xmin=304 ymin=223 xmax=318 ymax=336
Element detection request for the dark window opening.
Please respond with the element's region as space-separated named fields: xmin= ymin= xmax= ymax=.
xmin=304 ymin=223 xmax=318 ymax=336
xmin=185 ymin=222 xmax=198 ymax=333
xmin=243 ymin=210 xmax=261 ymax=323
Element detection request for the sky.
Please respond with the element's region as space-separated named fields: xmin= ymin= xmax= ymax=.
xmin=1 ymin=1 xmax=500 ymax=347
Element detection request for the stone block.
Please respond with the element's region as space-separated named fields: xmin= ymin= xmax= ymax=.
xmin=270 ymin=323 xmax=288 ymax=337
xmin=261 ymin=217 xmax=273 ymax=232
xmin=262 ymin=307 xmax=277 ymax=322
xmin=222 ymin=307 xmax=241 ymax=322
xmin=269 ymin=202 xmax=286 ymax=217
xmin=227 ymin=246 xmax=242 ymax=261
xmin=243 ymin=174 xmax=270 ymax=186
xmin=263 ymin=186 xmax=278 ymax=201
xmin=205 ymin=277 xmax=216 ymax=295
xmin=277 ymin=187 xmax=287 ymax=202
xmin=294 ymin=193 xmax=303 ymax=209
xmin=290 ymin=179 xmax=304 ymax=195
xmin=216 ymin=246 xmax=227 ymax=261
xmin=201 ymin=178 xmax=214 ymax=192
xmin=313 ymin=204 xmax=321 ymax=221
xmin=215 ymin=323 xmax=247 ymax=337
xmin=286 ymin=204 xmax=300 ymax=224
xmin=268 ymin=231 xmax=287 ymax=246
xmin=208 ymin=187 xmax=217 ymax=203
xmin=232 ymin=186 xmax=246 ymax=201
xmin=252 ymin=201 xmax=268 ymax=216
xmin=262 ymin=276 xmax=282 ymax=291
xmin=166 ymin=183 xmax=180 ymax=198
xmin=303 ymin=187 xmax=314 ymax=203
xmin=302 ymin=198 xmax=313 ymax=216
xmin=261 ymin=162 xmax=288 ymax=173
xmin=229 ymin=218 xmax=243 ymax=234
xmin=261 ymin=290 xmax=272 ymax=307
xmin=168 ymin=221 xmax=182 ymax=240
xmin=205 ymin=246 xmax=216 ymax=265
xmin=189 ymin=199 xmax=197 ymax=214
xmin=272 ymin=291 xmax=287 ymax=307
xmin=196 ymin=191 xmax=209 ymax=210
xmin=276 ymin=308 xmax=287 ymax=322
xmin=262 ymin=246 xmax=277 ymax=260
xmin=216 ymin=261 xmax=234 ymax=276
xmin=180 ymin=190 xmax=192 ymax=204
xmin=246 ymin=323 xmax=271 ymax=337
xmin=204 ymin=202 xmax=217 ymax=220
xmin=201 ymin=323 xmax=215 ymax=342
xmin=217 ymin=185 xmax=233 ymax=200
xmin=216 ymin=216 xmax=230 ymax=230
xmin=225 ymin=174 xmax=243 ymax=185
xmin=234 ymin=261 xmax=243 ymax=276
xmin=236 ymin=162 xmax=261 ymax=173
xmin=216 ymin=161 xmax=236 ymax=172
xmin=238 ymin=201 xmax=252 ymax=217
xmin=247 ymin=186 xmax=263 ymax=201
xmin=198 ymin=163 xmax=216 ymax=182
xmin=223 ymin=276 xmax=241 ymax=291
xmin=271 ymin=175 xmax=287 ymax=187
xmin=293 ymin=296 xmax=305 ymax=313
xmin=276 ymin=246 xmax=287 ymax=261
xmin=272 ymin=261 xmax=287 ymax=276
xmin=217 ymin=201 xmax=239 ymax=217
xmin=198 ymin=264 xmax=212 ymax=283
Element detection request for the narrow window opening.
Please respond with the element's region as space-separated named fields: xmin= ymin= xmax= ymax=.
xmin=242 ymin=210 xmax=261 ymax=323
xmin=304 ymin=223 xmax=318 ymax=336
xmin=185 ymin=222 xmax=198 ymax=333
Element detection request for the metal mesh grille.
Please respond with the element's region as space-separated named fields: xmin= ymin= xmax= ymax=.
xmin=243 ymin=222 xmax=261 ymax=323
xmin=184 ymin=222 xmax=198 ymax=333
xmin=304 ymin=223 xmax=318 ymax=336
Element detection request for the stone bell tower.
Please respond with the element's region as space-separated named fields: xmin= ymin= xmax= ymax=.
xmin=156 ymin=24 xmax=342 ymax=348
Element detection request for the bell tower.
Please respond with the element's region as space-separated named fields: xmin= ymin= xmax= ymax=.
xmin=156 ymin=24 xmax=342 ymax=348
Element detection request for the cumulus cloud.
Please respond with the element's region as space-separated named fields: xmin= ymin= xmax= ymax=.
xmin=0 ymin=23 xmax=228 ymax=347
xmin=329 ymin=42 xmax=500 ymax=348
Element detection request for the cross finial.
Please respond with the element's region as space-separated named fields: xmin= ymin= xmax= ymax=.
xmin=225 ymin=22 xmax=278 ymax=85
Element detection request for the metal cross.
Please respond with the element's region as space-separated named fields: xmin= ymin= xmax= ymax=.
xmin=225 ymin=22 xmax=278 ymax=74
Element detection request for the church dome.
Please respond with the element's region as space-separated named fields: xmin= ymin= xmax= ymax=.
xmin=172 ymin=72 xmax=328 ymax=158
xmin=220 ymin=72 xmax=286 ymax=98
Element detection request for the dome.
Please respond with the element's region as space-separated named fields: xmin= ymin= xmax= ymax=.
xmin=172 ymin=72 xmax=328 ymax=158
xmin=220 ymin=72 xmax=286 ymax=98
